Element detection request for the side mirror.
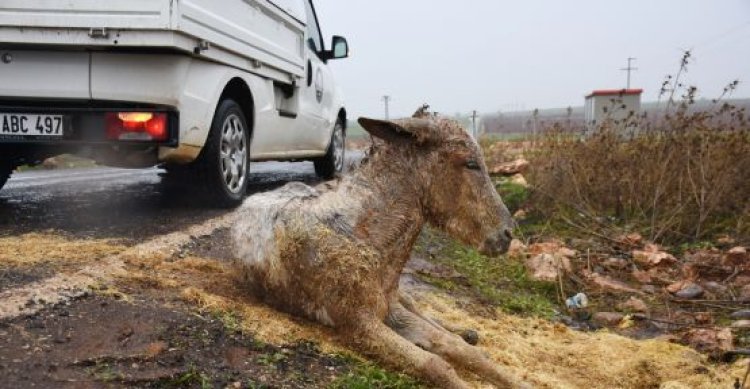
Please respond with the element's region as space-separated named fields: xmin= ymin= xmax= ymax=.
xmin=323 ymin=36 xmax=349 ymax=61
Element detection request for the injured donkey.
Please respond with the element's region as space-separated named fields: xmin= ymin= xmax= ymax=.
xmin=232 ymin=109 xmax=529 ymax=388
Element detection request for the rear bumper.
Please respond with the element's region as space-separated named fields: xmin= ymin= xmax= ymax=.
xmin=0 ymin=101 xmax=179 ymax=167
xmin=0 ymin=102 xmax=179 ymax=146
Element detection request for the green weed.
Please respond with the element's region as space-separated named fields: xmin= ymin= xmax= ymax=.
xmin=415 ymin=229 xmax=557 ymax=317
xmin=257 ymin=351 xmax=287 ymax=367
xmin=495 ymin=180 xmax=529 ymax=213
xmin=158 ymin=366 xmax=212 ymax=389
xmin=330 ymin=362 xmax=422 ymax=389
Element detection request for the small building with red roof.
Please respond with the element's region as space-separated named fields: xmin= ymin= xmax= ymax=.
xmin=584 ymin=89 xmax=643 ymax=130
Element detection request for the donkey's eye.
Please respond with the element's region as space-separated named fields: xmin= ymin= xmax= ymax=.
xmin=465 ymin=160 xmax=481 ymax=170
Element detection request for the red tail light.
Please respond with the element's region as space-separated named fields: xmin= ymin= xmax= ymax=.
xmin=106 ymin=112 xmax=168 ymax=141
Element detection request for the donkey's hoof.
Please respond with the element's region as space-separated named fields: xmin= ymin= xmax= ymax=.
xmin=460 ymin=329 xmax=479 ymax=345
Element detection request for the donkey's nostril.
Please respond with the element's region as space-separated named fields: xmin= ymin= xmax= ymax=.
xmin=480 ymin=230 xmax=513 ymax=257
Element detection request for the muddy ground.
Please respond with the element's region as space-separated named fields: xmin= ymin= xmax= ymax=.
xmin=0 ymin=291 xmax=351 ymax=389
xmin=1 ymin=223 xmax=744 ymax=388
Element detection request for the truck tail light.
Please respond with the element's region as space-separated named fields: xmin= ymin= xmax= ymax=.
xmin=106 ymin=112 xmax=168 ymax=141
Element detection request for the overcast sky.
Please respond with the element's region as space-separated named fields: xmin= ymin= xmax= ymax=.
xmin=314 ymin=0 xmax=750 ymax=119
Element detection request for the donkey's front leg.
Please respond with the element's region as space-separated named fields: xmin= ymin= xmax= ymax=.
xmin=348 ymin=314 xmax=471 ymax=389
xmin=398 ymin=291 xmax=480 ymax=344
xmin=387 ymin=301 xmax=532 ymax=389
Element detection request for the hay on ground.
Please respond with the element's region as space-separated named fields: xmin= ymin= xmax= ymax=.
xmin=0 ymin=233 xmax=124 ymax=268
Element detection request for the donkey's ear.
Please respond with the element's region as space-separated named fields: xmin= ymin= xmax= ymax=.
xmin=358 ymin=117 xmax=435 ymax=145
xmin=358 ymin=118 xmax=413 ymax=144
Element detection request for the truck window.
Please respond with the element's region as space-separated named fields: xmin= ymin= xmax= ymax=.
xmin=303 ymin=0 xmax=324 ymax=54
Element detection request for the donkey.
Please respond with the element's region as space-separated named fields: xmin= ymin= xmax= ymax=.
xmin=231 ymin=108 xmax=529 ymax=388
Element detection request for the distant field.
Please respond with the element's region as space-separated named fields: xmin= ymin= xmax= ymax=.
xmin=347 ymin=120 xmax=528 ymax=142
xmin=346 ymin=120 xmax=368 ymax=139
xmin=480 ymin=132 xmax=529 ymax=142
xmin=483 ymin=97 xmax=750 ymax=136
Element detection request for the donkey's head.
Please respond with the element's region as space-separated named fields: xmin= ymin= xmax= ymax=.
xmin=358 ymin=113 xmax=514 ymax=256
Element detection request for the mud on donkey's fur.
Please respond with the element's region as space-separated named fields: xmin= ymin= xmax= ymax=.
xmin=231 ymin=106 xmax=530 ymax=388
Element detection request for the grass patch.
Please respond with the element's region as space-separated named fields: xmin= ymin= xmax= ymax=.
xmin=676 ymin=240 xmax=716 ymax=255
xmin=212 ymin=310 xmax=243 ymax=334
xmin=513 ymin=213 xmax=579 ymax=243
xmin=330 ymin=361 xmax=422 ymax=389
xmin=158 ymin=366 xmax=212 ymax=389
xmin=493 ymin=179 xmax=583 ymax=242
xmin=415 ymin=229 xmax=557 ymax=317
xmin=87 ymin=362 xmax=121 ymax=383
xmin=256 ymin=351 xmax=287 ymax=367
xmin=494 ymin=180 xmax=529 ymax=213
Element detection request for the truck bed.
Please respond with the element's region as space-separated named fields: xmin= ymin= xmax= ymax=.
xmin=0 ymin=0 xmax=306 ymax=83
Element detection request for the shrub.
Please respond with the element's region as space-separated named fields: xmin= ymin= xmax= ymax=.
xmin=528 ymin=101 xmax=750 ymax=245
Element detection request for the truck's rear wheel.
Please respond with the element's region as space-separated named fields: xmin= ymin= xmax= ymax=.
xmin=314 ymin=119 xmax=345 ymax=179
xmin=192 ymin=99 xmax=250 ymax=207
xmin=0 ymin=164 xmax=12 ymax=192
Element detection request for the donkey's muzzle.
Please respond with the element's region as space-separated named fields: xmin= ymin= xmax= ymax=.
xmin=479 ymin=228 xmax=512 ymax=256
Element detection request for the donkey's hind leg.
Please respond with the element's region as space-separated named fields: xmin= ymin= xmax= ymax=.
xmin=349 ymin=314 xmax=471 ymax=389
xmin=386 ymin=301 xmax=531 ymax=389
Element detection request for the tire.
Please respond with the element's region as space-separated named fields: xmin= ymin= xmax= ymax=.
xmin=191 ymin=99 xmax=250 ymax=208
xmin=0 ymin=164 xmax=12 ymax=192
xmin=314 ymin=119 xmax=345 ymax=179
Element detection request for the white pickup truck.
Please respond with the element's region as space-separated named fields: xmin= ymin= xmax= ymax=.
xmin=0 ymin=0 xmax=349 ymax=206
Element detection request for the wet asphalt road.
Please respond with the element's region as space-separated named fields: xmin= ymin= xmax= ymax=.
xmin=0 ymin=160 xmax=327 ymax=242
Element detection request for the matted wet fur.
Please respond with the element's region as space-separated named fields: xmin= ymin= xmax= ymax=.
xmin=231 ymin=107 xmax=527 ymax=388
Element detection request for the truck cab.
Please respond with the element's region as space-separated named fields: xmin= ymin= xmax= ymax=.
xmin=0 ymin=0 xmax=349 ymax=206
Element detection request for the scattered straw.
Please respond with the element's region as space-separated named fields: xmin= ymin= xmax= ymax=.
xmin=180 ymin=286 xmax=346 ymax=354
xmin=412 ymin=290 xmax=742 ymax=388
xmin=0 ymin=233 xmax=124 ymax=268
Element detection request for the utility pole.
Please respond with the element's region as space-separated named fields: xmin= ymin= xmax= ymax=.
xmin=621 ymin=57 xmax=638 ymax=89
xmin=382 ymin=95 xmax=391 ymax=120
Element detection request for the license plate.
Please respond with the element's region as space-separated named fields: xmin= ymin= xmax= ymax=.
xmin=0 ymin=113 xmax=65 ymax=137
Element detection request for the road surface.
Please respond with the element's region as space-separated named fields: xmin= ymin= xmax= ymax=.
xmin=0 ymin=160 xmax=335 ymax=242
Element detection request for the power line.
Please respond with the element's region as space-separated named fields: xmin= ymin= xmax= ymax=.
xmin=696 ymin=19 xmax=750 ymax=49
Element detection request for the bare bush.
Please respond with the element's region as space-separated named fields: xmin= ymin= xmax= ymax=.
xmin=528 ymin=98 xmax=750 ymax=244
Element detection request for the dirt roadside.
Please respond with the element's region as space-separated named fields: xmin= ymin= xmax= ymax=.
xmin=0 ymin=291 xmax=352 ymax=389
xmin=0 ymin=210 xmax=748 ymax=388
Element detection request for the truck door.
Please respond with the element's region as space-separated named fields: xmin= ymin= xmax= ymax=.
xmin=296 ymin=0 xmax=335 ymax=152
